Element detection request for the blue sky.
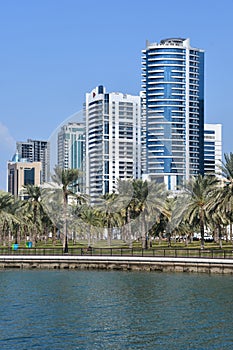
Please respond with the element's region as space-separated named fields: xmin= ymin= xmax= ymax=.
xmin=1 ymin=0 xmax=233 ymax=190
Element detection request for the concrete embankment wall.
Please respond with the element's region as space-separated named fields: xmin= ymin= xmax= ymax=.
xmin=1 ymin=256 xmax=233 ymax=274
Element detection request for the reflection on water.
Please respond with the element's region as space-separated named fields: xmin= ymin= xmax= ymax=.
xmin=0 ymin=270 xmax=232 ymax=349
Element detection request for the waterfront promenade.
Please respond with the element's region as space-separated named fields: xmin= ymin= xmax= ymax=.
xmin=1 ymin=252 xmax=233 ymax=273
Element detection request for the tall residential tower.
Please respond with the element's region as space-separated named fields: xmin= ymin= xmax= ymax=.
xmin=141 ymin=38 xmax=204 ymax=190
xmin=57 ymin=122 xmax=85 ymax=190
xmin=85 ymin=85 xmax=141 ymax=200
xmin=57 ymin=122 xmax=85 ymax=171
xmin=204 ymin=123 xmax=222 ymax=175
xmin=16 ymin=139 xmax=50 ymax=183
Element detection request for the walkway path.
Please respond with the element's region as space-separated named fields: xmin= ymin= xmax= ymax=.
xmin=1 ymin=255 xmax=233 ymax=273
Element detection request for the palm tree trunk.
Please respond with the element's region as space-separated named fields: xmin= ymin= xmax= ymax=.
xmin=8 ymin=228 xmax=11 ymax=247
xmin=3 ymin=227 xmax=6 ymax=246
xmin=91 ymin=226 xmax=95 ymax=246
xmin=121 ymin=225 xmax=126 ymax=241
xmin=218 ymin=224 xmax=223 ymax=249
xmin=127 ymin=209 xmax=132 ymax=248
xmin=63 ymin=193 xmax=68 ymax=253
xmin=2 ymin=221 xmax=7 ymax=246
xmin=200 ymin=210 xmax=205 ymax=249
xmin=0 ymin=225 xmax=3 ymax=246
xmin=52 ymin=225 xmax=57 ymax=246
xmin=32 ymin=224 xmax=37 ymax=247
xmin=88 ymin=224 xmax=91 ymax=246
xmin=106 ymin=212 xmax=112 ymax=246
xmin=230 ymin=223 xmax=233 ymax=245
xmin=159 ymin=232 xmax=162 ymax=245
xmin=167 ymin=233 xmax=171 ymax=247
xmin=32 ymin=205 xmax=38 ymax=247
xmin=141 ymin=212 xmax=147 ymax=249
xmin=107 ymin=226 xmax=112 ymax=246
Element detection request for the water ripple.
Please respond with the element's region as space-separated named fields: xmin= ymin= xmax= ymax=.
xmin=0 ymin=270 xmax=232 ymax=349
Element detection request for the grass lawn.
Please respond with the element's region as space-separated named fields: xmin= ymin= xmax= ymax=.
xmin=1 ymin=238 xmax=232 ymax=251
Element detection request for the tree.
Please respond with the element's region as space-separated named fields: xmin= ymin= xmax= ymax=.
xmin=130 ymin=179 xmax=149 ymax=248
xmin=51 ymin=167 xmax=82 ymax=253
xmin=130 ymin=179 xmax=169 ymax=249
xmin=19 ymin=185 xmax=47 ymax=246
xmin=175 ymin=175 xmax=219 ymax=249
xmin=94 ymin=192 xmax=122 ymax=246
xmin=115 ymin=179 xmax=135 ymax=246
xmin=80 ymin=205 xmax=102 ymax=246
xmin=0 ymin=191 xmax=20 ymax=246
xmin=213 ymin=152 xmax=233 ymax=244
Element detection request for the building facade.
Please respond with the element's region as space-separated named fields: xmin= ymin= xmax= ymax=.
xmin=57 ymin=122 xmax=85 ymax=191
xmin=57 ymin=122 xmax=85 ymax=170
xmin=141 ymin=38 xmax=204 ymax=190
xmin=7 ymin=161 xmax=41 ymax=199
xmin=85 ymin=85 xmax=141 ymax=200
xmin=204 ymin=123 xmax=222 ymax=175
xmin=16 ymin=139 xmax=50 ymax=183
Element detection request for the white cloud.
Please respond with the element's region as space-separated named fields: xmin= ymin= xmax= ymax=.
xmin=0 ymin=123 xmax=15 ymax=190
xmin=0 ymin=122 xmax=15 ymax=151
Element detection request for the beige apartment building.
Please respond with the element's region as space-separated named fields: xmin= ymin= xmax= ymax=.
xmin=7 ymin=161 xmax=41 ymax=199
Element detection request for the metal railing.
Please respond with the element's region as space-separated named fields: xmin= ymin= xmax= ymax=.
xmin=0 ymin=247 xmax=233 ymax=259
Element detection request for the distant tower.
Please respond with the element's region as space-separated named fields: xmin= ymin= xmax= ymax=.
xmin=57 ymin=122 xmax=85 ymax=191
xmin=204 ymin=124 xmax=222 ymax=175
xmin=16 ymin=139 xmax=50 ymax=183
xmin=85 ymin=85 xmax=141 ymax=200
xmin=141 ymin=38 xmax=204 ymax=190
xmin=57 ymin=122 xmax=85 ymax=170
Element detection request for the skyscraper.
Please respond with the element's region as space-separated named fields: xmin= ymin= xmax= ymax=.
xmin=204 ymin=123 xmax=222 ymax=175
xmin=57 ymin=122 xmax=85 ymax=170
xmin=141 ymin=38 xmax=204 ymax=190
xmin=57 ymin=122 xmax=85 ymax=191
xmin=16 ymin=139 xmax=50 ymax=183
xmin=85 ymin=85 xmax=141 ymax=200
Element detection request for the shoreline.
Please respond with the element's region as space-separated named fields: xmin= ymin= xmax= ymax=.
xmin=1 ymin=255 xmax=233 ymax=274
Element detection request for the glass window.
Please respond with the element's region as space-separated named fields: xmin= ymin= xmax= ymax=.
xmin=104 ymin=141 xmax=109 ymax=154
xmin=205 ymin=130 xmax=215 ymax=135
xmin=104 ymin=122 xmax=109 ymax=135
xmin=24 ymin=168 xmax=35 ymax=185
xmin=104 ymin=161 xmax=109 ymax=175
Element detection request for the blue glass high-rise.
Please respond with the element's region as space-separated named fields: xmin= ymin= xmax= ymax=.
xmin=141 ymin=38 xmax=204 ymax=190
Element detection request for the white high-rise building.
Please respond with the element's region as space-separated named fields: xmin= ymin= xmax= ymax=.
xmin=141 ymin=38 xmax=205 ymax=190
xmin=204 ymin=123 xmax=222 ymax=175
xmin=85 ymin=85 xmax=141 ymax=200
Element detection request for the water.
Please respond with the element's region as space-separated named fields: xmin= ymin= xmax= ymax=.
xmin=0 ymin=270 xmax=232 ymax=349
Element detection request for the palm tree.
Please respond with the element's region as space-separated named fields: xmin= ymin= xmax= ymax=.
xmin=150 ymin=211 xmax=169 ymax=245
xmin=80 ymin=205 xmax=102 ymax=246
xmin=218 ymin=152 xmax=233 ymax=179
xmin=19 ymin=185 xmax=47 ymax=246
xmin=175 ymin=175 xmax=219 ymax=249
xmin=51 ymin=166 xmax=82 ymax=253
xmin=131 ymin=179 xmax=169 ymax=249
xmin=95 ymin=192 xmax=122 ymax=246
xmin=130 ymin=179 xmax=149 ymax=248
xmin=116 ymin=179 xmax=135 ymax=246
xmin=162 ymin=196 xmax=176 ymax=247
xmin=213 ymin=152 xmax=233 ymax=244
xmin=0 ymin=191 xmax=20 ymax=246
